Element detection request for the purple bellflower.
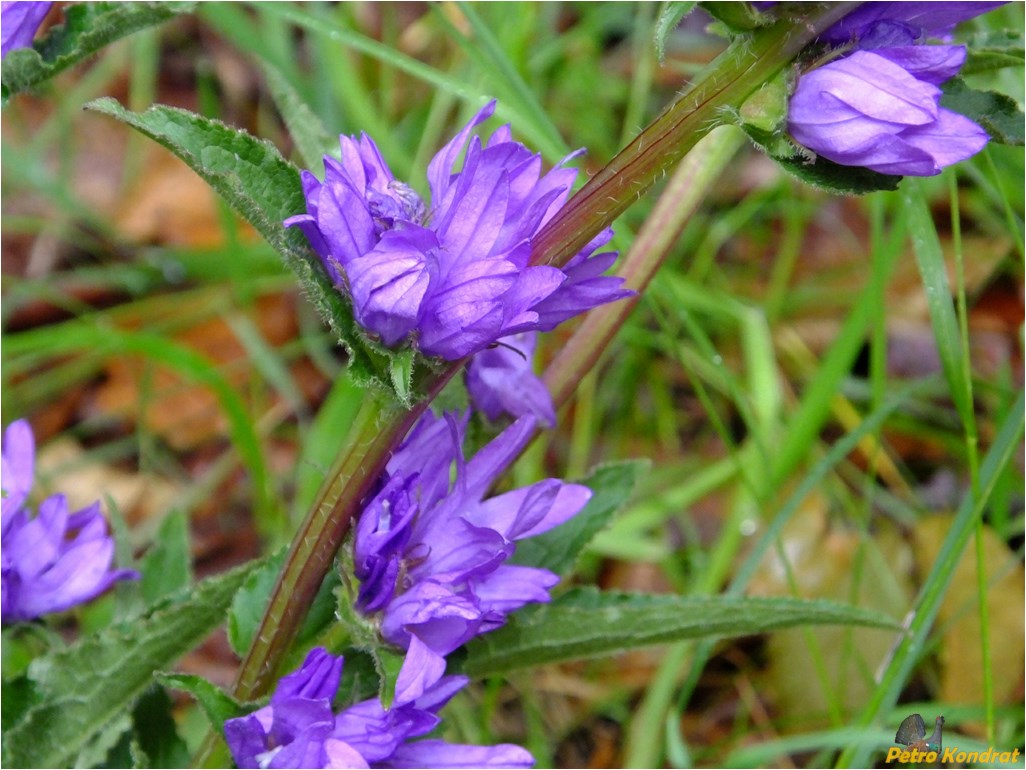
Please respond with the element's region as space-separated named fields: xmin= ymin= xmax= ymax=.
xmin=787 ymin=2 xmax=1001 ymax=175
xmin=466 ymin=332 xmax=556 ymax=427
xmin=1 ymin=1 xmax=51 ymax=59
xmin=224 ymin=646 xmax=533 ymax=769
xmin=1 ymin=420 xmax=138 ymax=624
xmin=353 ymin=411 xmax=590 ymax=672
xmin=788 ymin=49 xmax=989 ymax=175
xmin=285 ymin=101 xmax=631 ymax=360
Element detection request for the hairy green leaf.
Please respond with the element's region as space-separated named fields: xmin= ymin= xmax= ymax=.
xmin=1 ymin=560 xmax=258 ymax=768
xmin=654 ymin=2 xmax=698 ymax=63
xmin=74 ymin=712 xmax=132 ymax=769
xmin=2 ymin=2 xmax=195 ymax=100
xmin=773 ymin=152 xmax=902 ymax=195
xmin=462 ymin=588 xmax=898 ymax=676
xmin=83 ymin=98 xmax=393 ymax=390
xmin=513 ymin=460 xmax=650 ymax=576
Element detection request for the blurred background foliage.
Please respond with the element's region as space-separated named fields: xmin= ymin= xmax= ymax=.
xmin=1 ymin=2 xmax=1023 ymax=767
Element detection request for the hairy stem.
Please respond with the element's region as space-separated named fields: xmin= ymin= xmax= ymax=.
xmin=228 ymin=367 xmax=457 ymax=703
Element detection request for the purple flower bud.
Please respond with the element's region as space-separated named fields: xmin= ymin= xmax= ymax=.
xmin=466 ymin=332 xmax=556 ymax=427
xmin=224 ymin=645 xmax=534 ymax=769
xmin=1 ymin=420 xmax=139 ymax=624
xmin=788 ymin=50 xmax=989 ymax=176
xmin=285 ymin=101 xmax=631 ymax=360
xmin=1 ymin=1 xmax=51 ymax=59
xmin=353 ymin=412 xmax=590 ymax=670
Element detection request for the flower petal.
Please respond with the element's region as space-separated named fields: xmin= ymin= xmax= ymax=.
xmin=872 ymin=44 xmax=967 ymax=84
xmin=382 ymin=739 xmax=535 ymax=769
xmin=346 ymin=228 xmax=436 ymax=346
xmin=427 ymin=101 xmax=497 ymax=205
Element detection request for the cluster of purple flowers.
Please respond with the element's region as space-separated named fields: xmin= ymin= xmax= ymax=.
xmin=1 ymin=1 xmax=51 ymax=59
xmin=1 ymin=420 xmax=137 ymax=624
xmin=226 ymin=411 xmax=589 ymax=768
xmin=225 ymin=647 xmax=531 ymax=769
xmin=226 ymin=105 xmax=627 ymax=768
xmin=353 ymin=411 xmax=590 ymax=671
xmin=285 ymin=100 xmax=629 ymax=363
xmin=786 ymin=2 xmax=1003 ymax=175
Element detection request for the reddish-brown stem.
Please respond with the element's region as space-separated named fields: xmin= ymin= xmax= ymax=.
xmin=229 ymin=366 xmax=459 ymax=703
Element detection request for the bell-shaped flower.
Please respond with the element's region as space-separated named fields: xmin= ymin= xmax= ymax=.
xmin=1 ymin=494 xmax=139 ymax=623
xmin=784 ymin=2 xmax=1004 ymax=176
xmin=787 ymin=49 xmax=989 ymax=176
xmin=353 ymin=411 xmax=590 ymax=670
xmin=224 ymin=645 xmax=533 ymax=769
xmin=1 ymin=420 xmax=138 ymax=624
xmin=285 ymin=101 xmax=630 ymax=360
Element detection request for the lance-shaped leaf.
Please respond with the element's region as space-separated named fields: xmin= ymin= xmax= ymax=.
xmin=2 ymin=2 xmax=195 ymax=100
xmin=461 ymin=588 xmax=898 ymax=677
xmin=1 ymin=559 xmax=259 ymax=768
xmin=139 ymin=511 xmax=192 ymax=605
xmin=84 ymin=98 xmax=400 ymax=392
xmin=772 ymin=154 xmax=903 ymax=195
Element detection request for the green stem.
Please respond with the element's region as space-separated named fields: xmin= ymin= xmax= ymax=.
xmin=530 ymin=2 xmax=861 ymax=270
xmin=195 ymin=374 xmax=457 ymax=767
xmin=229 ymin=367 xmax=457 ymax=702
xmin=948 ymin=173 xmax=992 ymax=744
